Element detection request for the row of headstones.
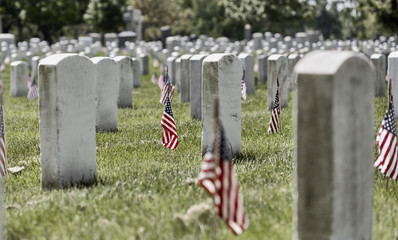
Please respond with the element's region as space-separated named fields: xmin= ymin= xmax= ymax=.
xmin=36 ymin=51 xmax=397 ymax=239
xmin=205 ymin=51 xmax=398 ymax=239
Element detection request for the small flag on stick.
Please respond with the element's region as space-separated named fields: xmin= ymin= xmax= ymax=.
xmin=199 ymin=99 xmax=249 ymax=235
xmin=0 ymin=76 xmax=8 ymax=177
xmin=375 ymin=80 xmax=398 ymax=180
xmin=241 ymin=69 xmax=247 ymax=102
xmin=151 ymin=72 xmax=158 ymax=85
xmin=267 ymin=79 xmax=280 ymax=133
xmin=27 ymin=72 xmax=39 ymax=101
xmin=160 ymin=97 xmax=178 ymax=150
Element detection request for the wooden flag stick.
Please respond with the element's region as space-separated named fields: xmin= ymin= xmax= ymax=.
xmin=277 ymin=79 xmax=282 ymax=132
xmin=211 ymin=97 xmax=220 ymax=240
xmin=387 ymin=79 xmax=392 ymax=190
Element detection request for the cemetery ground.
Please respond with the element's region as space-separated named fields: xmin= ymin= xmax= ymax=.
xmin=1 ymin=58 xmax=398 ymax=239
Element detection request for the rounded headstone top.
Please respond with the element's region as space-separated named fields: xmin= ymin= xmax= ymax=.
xmin=388 ymin=51 xmax=398 ymax=58
xmin=10 ymin=61 xmax=27 ymax=66
xmin=90 ymin=57 xmax=116 ymax=65
xmin=180 ymin=54 xmax=192 ymax=60
xmin=294 ymin=51 xmax=372 ymax=75
xmin=190 ymin=54 xmax=208 ymax=61
xmin=40 ymin=54 xmax=87 ymax=66
xmin=268 ymin=54 xmax=285 ymax=61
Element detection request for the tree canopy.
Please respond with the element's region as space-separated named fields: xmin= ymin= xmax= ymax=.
xmin=0 ymin=0 xmax=396 ymax=43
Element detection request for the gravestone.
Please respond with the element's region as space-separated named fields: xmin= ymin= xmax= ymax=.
xmin=39 ymin=54 xmax=97 ymax=189
xmin=91 ymin=57 xmax=118 ymax=131
xmin=238 ymin=53 xmax=255 ymax=94
xmin=132 ymin=57 xmax=141 ymax=88
xmin=104 ymin=33 xmax=117 ymax=43
xmin=252 ymin=33 xmax=263 ymax=50
xmin=189 ymin=54 xmax=207 ymax=120
xmin=167 ymin=56 xmax=176 ymax=85
xmin=180 ymin=54 xmax=192 ymax=102
xmin=31 ymin=56 xmax=41 ymax=76
xmin=161 ymin=26 xmax=171 ymax=49
xmin=388 ymin=52 xmax=398 ymax=118
xmin=244 ymin=24 xmax=251 ymax=42
xmin=288 ymin=54 xmax=300 ymax=91
xmin=371 ymin=54 xmax=386 ymax=97
xmin=114 ymin=56 xmax=133 ymax=108
xmin=294 ymin=51 xmax=374 ymax=240
xmin=257 ymin=54 xmax=268 ymax=85
xmin=10 ymin=61 xmax=28 ymax=97
xmin=267 ymin=54 xmax=288 ymax=109
xmin=117 ymin=31 xmax=136 ymax=48
xmin=202 ymin=54 xmax=242 ymax=155
xmin=175 ymin=57 xmax=181 ymax=92
xmin=139 ymin=53 xmax=149 ymax=75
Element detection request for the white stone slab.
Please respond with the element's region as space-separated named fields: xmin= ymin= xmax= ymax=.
xmin=267 ymin=54 xmax=288 ymax=109
xmin=10 ymin=61 xmax=28 ymax=97
xmin=238 ymin=53 xmax=255 ymax=94
xmin=132 ymin=57 xmax=141 ymax=88
xmin=371 ymin=54 xmax=386 ymax=97
xmin=114 ymin=56 xmax=133 ymax=108
xmin=91 ymin=57 xmax=118 ymax=131
xmin=180 ymin=54 xmax=192 ymax=102
xmin=294 ymin=51 xmax=374 ymax=240
xmin=202 ymin=54 xmax=242 ymax=154
xmin=189 ymin=54 xmax=207 ymax=119
xmin=39 ymin=54 xmax=97 ymax=189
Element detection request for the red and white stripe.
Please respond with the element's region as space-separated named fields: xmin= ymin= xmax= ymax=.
xmin=374 ymin=121 xmax=398 ymax=180
xmin=161 ymin=110 xmax=178 ymax=150
xmin=160 ymin=85 xmax=175 ymax=105
xmin=267 ymin=107 xmax=280 ymax=133
xmin=0 ymin=135 xmax=7 ymax=177
xmin=199 ymin=153 xmax=249 ymax=235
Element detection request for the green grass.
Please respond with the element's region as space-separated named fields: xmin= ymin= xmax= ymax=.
xmin=1 ymin=58 xmax=398 ymax=240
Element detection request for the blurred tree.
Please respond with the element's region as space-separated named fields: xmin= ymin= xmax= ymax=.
xmin=127 ymin=0 xmax=181 ymax=40
xmin=0 ymin=0 xmax=26 ymax=41
xmin=360 ymin=0 xmax=398 ymax=37
xmin=315 ymin=1 xmax=342 ymax=39
xmin=84 ymin=0 xmax=126 ymax=34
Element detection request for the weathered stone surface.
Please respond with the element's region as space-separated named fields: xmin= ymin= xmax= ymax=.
xmin=294 ymin=51 xmax=374 ymax=240
xmin=371 ymin=54 xmax=386 ymax=97
xmin=238 ymin=53 xmax=255 ymax=94
xmin=167 ymin=56 xmax=176 ymax=85
xmin=288 ymin=54 xmax=300 ymax=91
xmin=257 ymin=54 xmax=268 ymax=85
xmin=202 ymin=54 xmax=242 ymax=155
xmin=39 ymin=54 xmax=97 ymax=189
xmin=10 ymin=61 xmax=28 ymax=97
xmin=189 ymin=54 xmax=207 ymax=119
xmin=175 ymin=57 xmax=181 ymax=92
xmin=388 ymin=52 xmax=398 ymax=118
xmin=180 ymin=54 xmax=192 ymax=102
xmin=114 ymin=56 xmax=133 ymax=108
xmin=91 ymin=57 xmax=118 ymax=131
xmin=132 ymin=57 xmax=141 ymax=88
xmin=139 ymin=53 xmax=149 ymax=75
xmin=267 ymin=54 xmax=288 ymax=109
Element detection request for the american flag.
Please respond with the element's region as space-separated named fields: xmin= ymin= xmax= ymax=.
xmin=0 ymin=76 xmax=7 ymax=177
xmin=374 ymin=96 xmax=398 ymax=180
xmin=241 ymin=69 xmax=247 ymax=102
xmin=160 ymin=97 xmax=178 ymax=150
xmin=267 ymin=84 xmax=280 ymax=134
xmin=199 ymin=122 xmax=249 ymax=235
xmin=160 ymin=84 xmax=175 ymax=105
xmin=28 ymin=72 xmax=39 ymax=101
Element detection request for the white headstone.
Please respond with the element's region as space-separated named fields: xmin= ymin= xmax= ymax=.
xmin=10 ymin=61 xmax=28 ymax=97
xmin=294 ymin=51 xmax=374 ymax=240
xmin=132 ymin=57 xmax=141 ymax=88
xmin=371 ymin=53 xmax=386 ymax=97
xmin=267 ymin=54 xmax=288 ymax=109
xmin=175 ymin=57 xmax=181 ymax=92
xmin=189 ymin=54 xmax=207 ymax=119
xmin=139 ymin=53 xmax=149 ymax=75
xmin=114 ymin=56 xmax=133 ymax=108
xmin=167 ymin=56 xmax=176 ymax=85
xmin=288 ymin=54 xmax=300 ymax=91
xmin=91 ymin=57 xmax=118 ymax=131
xmin=202 ymin=54 xmax=242 ymax=154
xmin=238 ymin=53 xmax=255 ymax=94
xmin=388 ymin=52 xmax=398 ymax=118
xmin=257 ymin=54 xmax=268 ymax=85
xmin=39 ymin=54 xmax=97 ymax=189
xmin=180 ymin=54 xmax=192 ymax=102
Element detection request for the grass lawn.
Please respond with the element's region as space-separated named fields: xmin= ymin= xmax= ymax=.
xmin=1 ymin=56 xmax=397 ymax=240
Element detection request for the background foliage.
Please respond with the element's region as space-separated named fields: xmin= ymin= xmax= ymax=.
xmin=0 ymin=0 xmax=397 ymax=43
